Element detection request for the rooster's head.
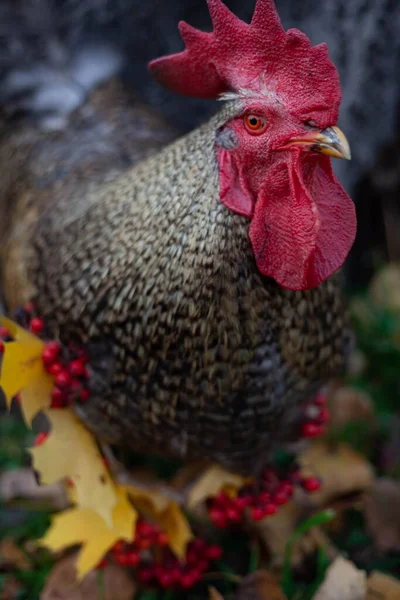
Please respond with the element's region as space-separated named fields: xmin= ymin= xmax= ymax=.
xmin=149 ymin=0 xmax=356 ymax=291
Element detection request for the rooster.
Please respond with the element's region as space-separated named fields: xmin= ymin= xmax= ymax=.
xmin=0 ymin=0 xmax=356 ymax=475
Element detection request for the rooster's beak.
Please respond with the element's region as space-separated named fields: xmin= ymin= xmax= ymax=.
xmin=283 ymin=126 xmax=351 ymax=160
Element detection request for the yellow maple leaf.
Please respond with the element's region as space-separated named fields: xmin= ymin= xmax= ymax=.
xmin=126 ymin=485 xmax=192 ymax=559
xmin=187 ymin=465 xmax=246 ymax=510
xmin=0 ymin=316 xmax=53 ymax=423
xmin=31 ymin=409 xmax=117 ymax=528
xmin=40 ymin=486 xmax=137 ymax=578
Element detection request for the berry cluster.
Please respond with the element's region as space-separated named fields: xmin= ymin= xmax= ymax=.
xmin=301 ymin=392 xmax=330 ymax=438
xmin=11 ymin=304 xmax=91 ymax=409
xmin=42 ymin=339 xmax=90 ymax=408
xmin=100 ymin=522 xmax=222 ymax=591
xmin=208 ymin=466 xmax=321 ymax=528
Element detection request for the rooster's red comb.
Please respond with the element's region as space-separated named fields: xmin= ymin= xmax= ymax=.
xmin=149 ymin=0 xmax=341 ymax=124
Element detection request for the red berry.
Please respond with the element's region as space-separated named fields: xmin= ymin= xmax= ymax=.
xmin=158 ymin=571 xmax=175 ymax=589
xmin=251 ymin=507 xmax=265 ymax=522
xmin=15 ymin=393 xmax=22 ymax=404
xmin=24 ymin=302 xmax=34 ymax=314
xmin=263 ymin=503 xmax=277 ymax=516
xmin=0 ymin=341 xmax=4 ymax=354
xmin=137 ymin=567 xmax=155 ymax=584
xmin=51 ymin=397 xmax=64 ymax=409
xmin=136 ymin=520 xmax=154 ymax=539
xmin=206 ymin=545 xmax=222 ymax=561
xmin=42 ymin=348 xmax=56 ymax=365
xmin=215 ymin=491 xmax=229 ymax=506
xmin=236 ymin=495 xmax=251 ymax=510
xmin=279 ymin=481 xmax=294 ymax=497
xmin=115 ymin=553 xmax=129 ymax=566
xmin=156 ymin=532 xmax=169 ymax=547
xmin=55 ymin=370 xmax=71 ymax=388
xmin=209 ymin=507 xmax=227 ymax=529
xmin=314 ymin=393 xmax=327 ymax=406
xmin=113 ymin=541 xmax=125 ymax=554
xmin=226 ymin=506 xmax=241 ymax=523
xmin=302 ymin=477 xmax=321 ymax=493
xmin=301 ymin=423 xmax=323 ymax=438
xmin=318 ymin=408 xmax=330 ymax=424
xmin=80 ymin=388 xmax=91 ymax=402
xmin=274 ymin=492 xmax=288 ymax=506
xmin=0 ymin=327 xmax=9 ymax=339
xmin=186 ymin=549 xmax=198 ymax=565
xmin=126 ymin=551 xmax=141 ymax=567
xmin=190 ymin=539 xmax=207 ymax=554
xmin=51 ymin=386 xmax=64 ymax=402
xmin=30 ymin=318 xmax=44 ymax=335
xmin=48 ymin=362 xmax=63 ymax=376
xmin=137 ymin=538 xmax=151 ymax=550
xmin=180 ymin=572 xmax=196 ymax=590
xmin=259 ymin=491 xmax=271 ymax=504
xmin=42 ymin=342 xmax=61 ymax=364
xmin=70 ymin=379 xmax=82 ymax=394
xmin=97 ymin=559 xmax=108 ymax=569
xmin=169 ymin=567 xmax=183 ymax=585
xmin=68 ymin=359 xmax=85 ymax=377
xmin=34 ymin=432 xmax=49 ymax=447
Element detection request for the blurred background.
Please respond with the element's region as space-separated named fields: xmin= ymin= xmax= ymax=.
xmin=0 ymin=0 xmax=399 ymax=283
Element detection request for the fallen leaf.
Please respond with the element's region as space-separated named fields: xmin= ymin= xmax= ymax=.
xmin=254 ymin=500 xmax=337 ymax=567
xmin=0 ymin=539 xmax=32 ymax=571
xmin=364 ymin=478 xmax=400 ymax=552
xmin=236 ymin=571 xmax=287 ymax=600
xmin=328 ymin=386 xmax=374 ymax=430
xmin=125 ymin=485 xmax=192 ymax=559
xmin=312 ymin=557 xmax=366 ymax=600
xmin=0 ymin=467 xmax=68 ymax=510
xmin=187 ymin=465 xmax=245 ymax=509
xmin=41 ymin=552 xmax=136 ymax=600
xmin=20 ymin=371 xmax=54 ymax=426
xmin=40 ymin=486 xmax=137 ymax=580
xmin=298 ymin=442 xmax=374 ymax=507
xmin=31 ymin=409 xmax=117 ymax=528
xmin=209 ymin=587 xmax=225 ymax=600
xmin=367 ymin=571 xmax=400 ymax=600
xmin=0 ymin=317 xmax=52 ymax=418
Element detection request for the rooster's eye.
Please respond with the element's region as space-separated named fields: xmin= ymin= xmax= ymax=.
xmin=244 ymin=114 xmax=267 ymax=135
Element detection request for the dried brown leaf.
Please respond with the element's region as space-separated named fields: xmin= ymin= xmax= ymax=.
xmin=298 ymin=442 xmax=374 ymax=507
xmin=312 ymin=557 xmax=366 ymax=600
xmin=209 ymin=587 xmax=225 ymax=600
xmin=367 ymin=571 xmax=400 ymax=600
xmin=0 ymin=539 xmax=32 ymax=571
xmin=236 ymin=571 xmax=287 ymax=600
xmin=187 ymin=465 xmax=245 ymax=510
xmin=328 ymin=387 xmax=374 ymax=430
xmin=254 ymin=500 xmax=337 ymax=567
xmin=40 ymin=553 xmax=136 ymax=600
xmin=364 ymin=478 xmax=400 ymax=552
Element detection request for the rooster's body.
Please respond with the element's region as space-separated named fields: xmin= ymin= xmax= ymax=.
xmin=0 ymin=0 xmax=355 ymax=475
